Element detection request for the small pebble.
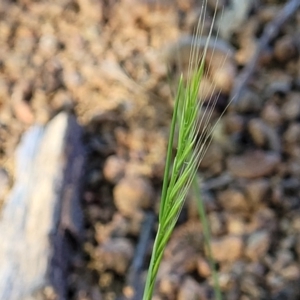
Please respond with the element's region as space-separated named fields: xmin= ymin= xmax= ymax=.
xmin=226 ymin=213 xmax=247 ymax=234
xmin=103 ymin=155 xmax=126 ymax=184
xmin=266 ymin=74 xmax=292 ymax=96
xmin=248 ymin=208 xmax=277 ymax=233
xmin=11 ymin=83 xmax=34 ymax=125
xmin=282 ymin=92 xmax=300 ymax=121
xmin=209 ymin=212 xmax=226 ymax=235
xmin=51 ymin=90 xmax=74 ymax=111
xmin=211 ymin=235 xmax=244 ymax=263
xmin=261 ymin=102 xmax=282 ymax=127
xmin=272 ymin=250 xmax=294 ymax=272
xmin=113 ymin=176 xmax=154 ymax=217
xmin=245 ymin=179 xmax=270 ymax=206
xmin=95 ymin=238 xmax=134 ymax=275
xmin=197 ymin=257 xmax=211 ymax=277
xmin=218 ymin=188 xmax=249 ymax=212
xmin=235 ymin=89 xmax=262 ymax=113
xmin=248 ymin=118 xmax=281 ymax=151
xmin=200 ymin=142 xmax=224 ymax=174
xmin=246 ymin=230 xmax=271 ymax=261
xmin=274 ymin=35 xmax=297 ymax=62
xmin=284 ymin=123 xmax=300 ymax=144
xmin=224 ymin=113 xmax=245 ymax=134
xmin=227 ymin=151 xmax=280 ymax=179
xmin=177 ymin=277 xmax=210 ymax=300
xmin=282 ymin=266 xmax=300 ymax=284
xmin=240 ymin=274 xmax=262 ymax=299
xmin=159 ymin=274 xmax=180 ymax=297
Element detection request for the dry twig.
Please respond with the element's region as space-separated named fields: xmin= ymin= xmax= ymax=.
xmin=231 ymin=0 xmax=300 ymax=102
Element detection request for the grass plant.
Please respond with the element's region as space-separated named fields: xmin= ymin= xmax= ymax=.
xmin=193 ymin=178 xmax=222 ymax=300
xmin=142 ymin=1 xmax=224 ymax=299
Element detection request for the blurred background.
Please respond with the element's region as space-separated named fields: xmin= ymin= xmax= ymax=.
xmin=0 ymin=0 xmax=300 ymax=299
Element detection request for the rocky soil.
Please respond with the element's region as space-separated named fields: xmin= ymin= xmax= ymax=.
xmin=0 ymin=0 xmax=300 ymax=299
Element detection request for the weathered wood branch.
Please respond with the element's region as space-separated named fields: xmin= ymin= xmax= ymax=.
xmin=0 ymin=112 xmax=85 ymax=300
xmin=231 ymin=0 xmax=300 ymax=103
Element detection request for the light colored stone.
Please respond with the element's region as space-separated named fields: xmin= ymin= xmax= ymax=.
xmin=272 ymin=250 xmax=293 ymax=272
xmin=248 ymin=208 xmax=277 ymax=232
xmin=11 ymin=98 xmax=34 ymax=125
xmin=211 ymin=235 xmax=244 ymax=262
xmin=224 ymin=113 xmax=244 ymax=134
xmin=113 ymin=176 xmax=154 ymax=217
xmin=282 ymin=93 xmax=300 ymax=121
xmin=218 ymin=189 xmax=249 ymax=212
xmin=284 ymin=123 xmax=300 ymax=144
xmin=226 ymin=214 xmax=247 ymax=234
xmin=159 ymin=274 xmax=180 ymax=298
xmin=197 ymin=257 xmax=211 ymax=278
xmin=248 ymin=119 xmax=281 ymax=151
xmin=227 ymin=151 xmax=280 ymax=179
xmin=246 ymin=230 xmax=271 ymax=261
xmin=235 ymin=89 xmax=262 ymax=113
xmin=103 ymin=155 xmax=126 ymax=184
xmin=95 ymin=238 xmax=134 ymax=275
xmin=177 ymin=277 xmax=209 ymax=300
xmin=261 ymin=102 xmax=282 ymax=127
xmin=209 ymin=212 xmax=226 ymax=235
xmin=274 ymin=35 xmax=297 ymax=63
xmin=217 ymin=0 xmax=255 ymax=40
xmin=0 ymin=113 xmax=84 ymax=299
xmin=245 ymin=179 xmax=270 ymax=206
xmin=281 ymin=264 xmax=300 ymax=281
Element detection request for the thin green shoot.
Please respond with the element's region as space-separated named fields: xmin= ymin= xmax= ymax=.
xmin=192 ymin=178 xmax=222 ymax=300
xmin=142 ymin=62 xmax=208 ymax=300
xmin=142 ymin=0 xmax=228 ymax=299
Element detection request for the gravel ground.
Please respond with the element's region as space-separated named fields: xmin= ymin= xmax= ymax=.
xmin=0 ymin=0 xmax=300 ymax=299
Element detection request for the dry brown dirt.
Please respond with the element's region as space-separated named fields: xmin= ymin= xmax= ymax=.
xmin=0 ymin=0 xmax=300 ymax=299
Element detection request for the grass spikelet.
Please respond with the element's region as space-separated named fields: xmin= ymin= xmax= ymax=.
xmin=143 ymin=1 xmax=223 ymax=299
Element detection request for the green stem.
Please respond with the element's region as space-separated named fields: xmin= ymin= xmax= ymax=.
xmin=142 ymin=225 xmax=169 ymax=300
xmin=192 ymin=178 xmax=222 ymax=300
xmin=143 ymin=79 xmax=183 ymax=300
xmin=159 ymin=77 xmax=183 ymax=221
